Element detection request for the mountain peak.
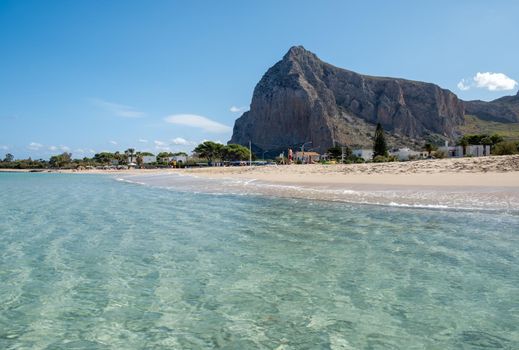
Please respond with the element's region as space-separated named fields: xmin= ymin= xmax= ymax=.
xmin=283 ymin=45 xmax=318 ymax=61
xmin=230 ymin=47 xmax=467 ymax=151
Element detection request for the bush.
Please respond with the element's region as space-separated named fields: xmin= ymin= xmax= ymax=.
xmin=492 ymin=141 xmax=519 ymax=155
xmin=432 ymin=150 xmax=447 ymax=159
xmin=373 ymin=155 xmax=388 ymax=163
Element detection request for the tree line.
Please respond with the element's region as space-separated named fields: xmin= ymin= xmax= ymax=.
xmin=1 ymin=142 xmax=252 ymax=169
xmin=193 ymin=142 xmax=252 ymax=164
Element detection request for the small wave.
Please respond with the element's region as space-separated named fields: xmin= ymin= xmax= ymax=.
xmin=113 ymin=173 xmax=519 ymax=213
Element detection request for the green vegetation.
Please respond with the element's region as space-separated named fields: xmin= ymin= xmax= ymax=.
xmin=193 ymin=141 xmax=224 ymax=164
xmin=326 ymin=146 xmax=352 ymax=162
xmin=325 ymin=146 xmax=365 ymax=164
xmin=458 ymin=133 xmax=503 ymax=146
xmin=424 ymin=143 xmax=437 ymax=157
xmin=49 ymin=152 xmax=72 ymax=168
xmin=221 ymin=144 xmax=251 ymax=161
xmin=373 ymin=123 xmax=388 ymax=159
xmin=0 ymin=156 xmax=48 ymax=169
xmin=461 ymin=115 xmax=519 ymax=142
xmin=456 ymin=132 xmax=519 ymax=155
xmin=3 ymin=153 xmax=14 ymax=162
xmin=193 ymin=141 xmax=251 ymax=164
xmin=493 ymin=141 xmax=519 ymax=155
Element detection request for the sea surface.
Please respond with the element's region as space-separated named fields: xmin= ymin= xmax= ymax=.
xmin=1 ymin=172 xmax=518 ymax=349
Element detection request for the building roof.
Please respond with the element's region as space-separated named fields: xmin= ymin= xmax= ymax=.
xmin=295 ymin=151 xmax=320 ymax=156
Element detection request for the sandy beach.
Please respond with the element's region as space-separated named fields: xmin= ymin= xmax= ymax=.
xmin=6 ymin=155 xmax=513 ymax=210
xmin=3 ymin=155 xmax=519 ymax=188
xmin=176 ymin=155 xmax=519 ymax=188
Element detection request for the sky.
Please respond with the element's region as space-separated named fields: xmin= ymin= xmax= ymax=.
xmin=1 ymin=0 xmax=518 ymax=159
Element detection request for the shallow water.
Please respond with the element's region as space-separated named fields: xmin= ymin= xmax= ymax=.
xmin=1 ymin=173 xmax=518 ymax=349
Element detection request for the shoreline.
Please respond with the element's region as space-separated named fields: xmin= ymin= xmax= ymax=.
xmin=3 ymin=155 xmax=519 ymax=189
xmin=107 ymin=156 xmax=519 ymax=212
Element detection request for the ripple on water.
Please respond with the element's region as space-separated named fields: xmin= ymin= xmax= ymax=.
xmin=0 ymin=173 xmax=518 ymax=349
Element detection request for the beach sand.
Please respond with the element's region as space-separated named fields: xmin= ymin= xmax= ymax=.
xmin=4 ymin=155 xmax=519 ymax=210
xmin=3 ymin=155 xmax=519 ymax=188
xmin=175 ymin=155 xmax=519 ymax=188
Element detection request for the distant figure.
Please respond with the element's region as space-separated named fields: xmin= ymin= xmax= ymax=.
xmin=288 ymin=148 xmax=293 ymax=164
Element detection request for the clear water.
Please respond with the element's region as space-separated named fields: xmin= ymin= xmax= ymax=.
xmin=1 ymin=173 xmax=518 ymax=349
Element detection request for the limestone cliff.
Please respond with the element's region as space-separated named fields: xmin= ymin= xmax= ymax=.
xmin=229 ymin=46 xmax=465 ymax=152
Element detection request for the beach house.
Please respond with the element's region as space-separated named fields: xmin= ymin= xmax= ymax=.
xmin=142 ymin=155 xmax=156 ymax=164
xmin=294 ymin=151 xmax=320 ymax=163
xmin=438 ymin=143 xmax=490 ymax=158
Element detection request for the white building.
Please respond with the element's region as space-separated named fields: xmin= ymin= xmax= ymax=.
xmin=389 ymin=148 xmax=427 ymax=161
xmin=168 ymin=155 xmax=187 ymax=163
xmin=352 ymin=149 xmax=373 ymax=161
xmin=466 ymin=145 xmax=490 ymax=157
xmin=438 ymin=144 xmax=490 ymax=158
xmin=142 ymin=155 xmax=156 ymax=164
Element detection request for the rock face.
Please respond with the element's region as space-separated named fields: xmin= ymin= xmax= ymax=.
xmin=464 ymin=91 xmax=519 ymax=123
xmin=229 ymin=46 xmax=466 ymax=152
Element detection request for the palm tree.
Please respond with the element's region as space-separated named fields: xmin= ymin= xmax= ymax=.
xmin=136 ymin=152 xmax=143 ymax=168
xmin=459 ymin=138 xmax=468 ymax=157
xmin=125 ymin=148 xmax=135 ymax=163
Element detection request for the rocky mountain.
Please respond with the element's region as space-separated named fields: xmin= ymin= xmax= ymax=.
xmin=464 ymin=91 xmax=519 ymax=123
xmin=229 ymin=46 xmax=466 ymax=153
xmin=229 ymin=46 xmax=518 ymax=154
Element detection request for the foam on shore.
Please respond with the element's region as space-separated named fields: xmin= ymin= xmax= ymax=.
xmin=115 ymin=172 xmax=519 ymax=213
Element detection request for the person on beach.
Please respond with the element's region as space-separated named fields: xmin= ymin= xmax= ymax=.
xmin=288 ymin=148 xmax=293 ymax=164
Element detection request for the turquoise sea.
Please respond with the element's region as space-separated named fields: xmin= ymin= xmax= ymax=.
xmin=1 ymin=173 xmax=518 ymax=349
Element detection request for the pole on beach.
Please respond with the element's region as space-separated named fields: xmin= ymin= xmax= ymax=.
xmin=301 ymin=141 xmax=312 ymax=164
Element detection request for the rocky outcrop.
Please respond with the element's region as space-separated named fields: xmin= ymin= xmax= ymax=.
xmin=464 ymin=91 xmax=519 ymax=123
xmin=229 ymin=46 xmax=466 ymax=152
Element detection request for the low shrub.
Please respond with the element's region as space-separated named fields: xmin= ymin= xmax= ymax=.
xmin=492 ymin=141 xmax=519 ymax=155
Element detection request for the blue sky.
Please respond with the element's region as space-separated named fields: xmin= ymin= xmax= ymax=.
xmin=1 ymin=0 xmax=518 ymax=159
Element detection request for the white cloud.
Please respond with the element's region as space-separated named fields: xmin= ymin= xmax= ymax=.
xmin=138 ymin=139 xmax=148 ymax=143
xmin=154 ymin=140 xmax=170 ymax=151
xmin=473 ymin=72 xmax=517 ymax=91
xmin=230 ymin=106 xmax=248 ymax=113
xmin=109 ymin=140 xmax=118 ymax=145
xmin=91 ymin=98 xmax=146 ymax=118
xmin=75 ymin=148 xmax=85 ymax=153
xmin=171 ymin=137 xmax=190 ymax=145
xmin=28 ymin=142 xmax=43 ymax=150
xmin=154 ymin=140 xmax=167 ymax=147
xmin=457 ymin=72 xmax=517 ymax=92
xmin=164 ymin=114 xmax=231 ymax=133
xmin=0 ymin=145 xmax=8 ymax=150
xmin=457 ymin=79 xmax=471 ymax=91
xmin=48 ymin=145 xmax=70 ymax=153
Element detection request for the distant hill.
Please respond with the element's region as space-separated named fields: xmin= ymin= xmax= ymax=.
xmin=464 ymin=91 xmax=519 ymax=123
xmin=461 ymin=115 xmax=519 ymax=142
xmin=229 ymin=46 xmax=518 ymax=153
